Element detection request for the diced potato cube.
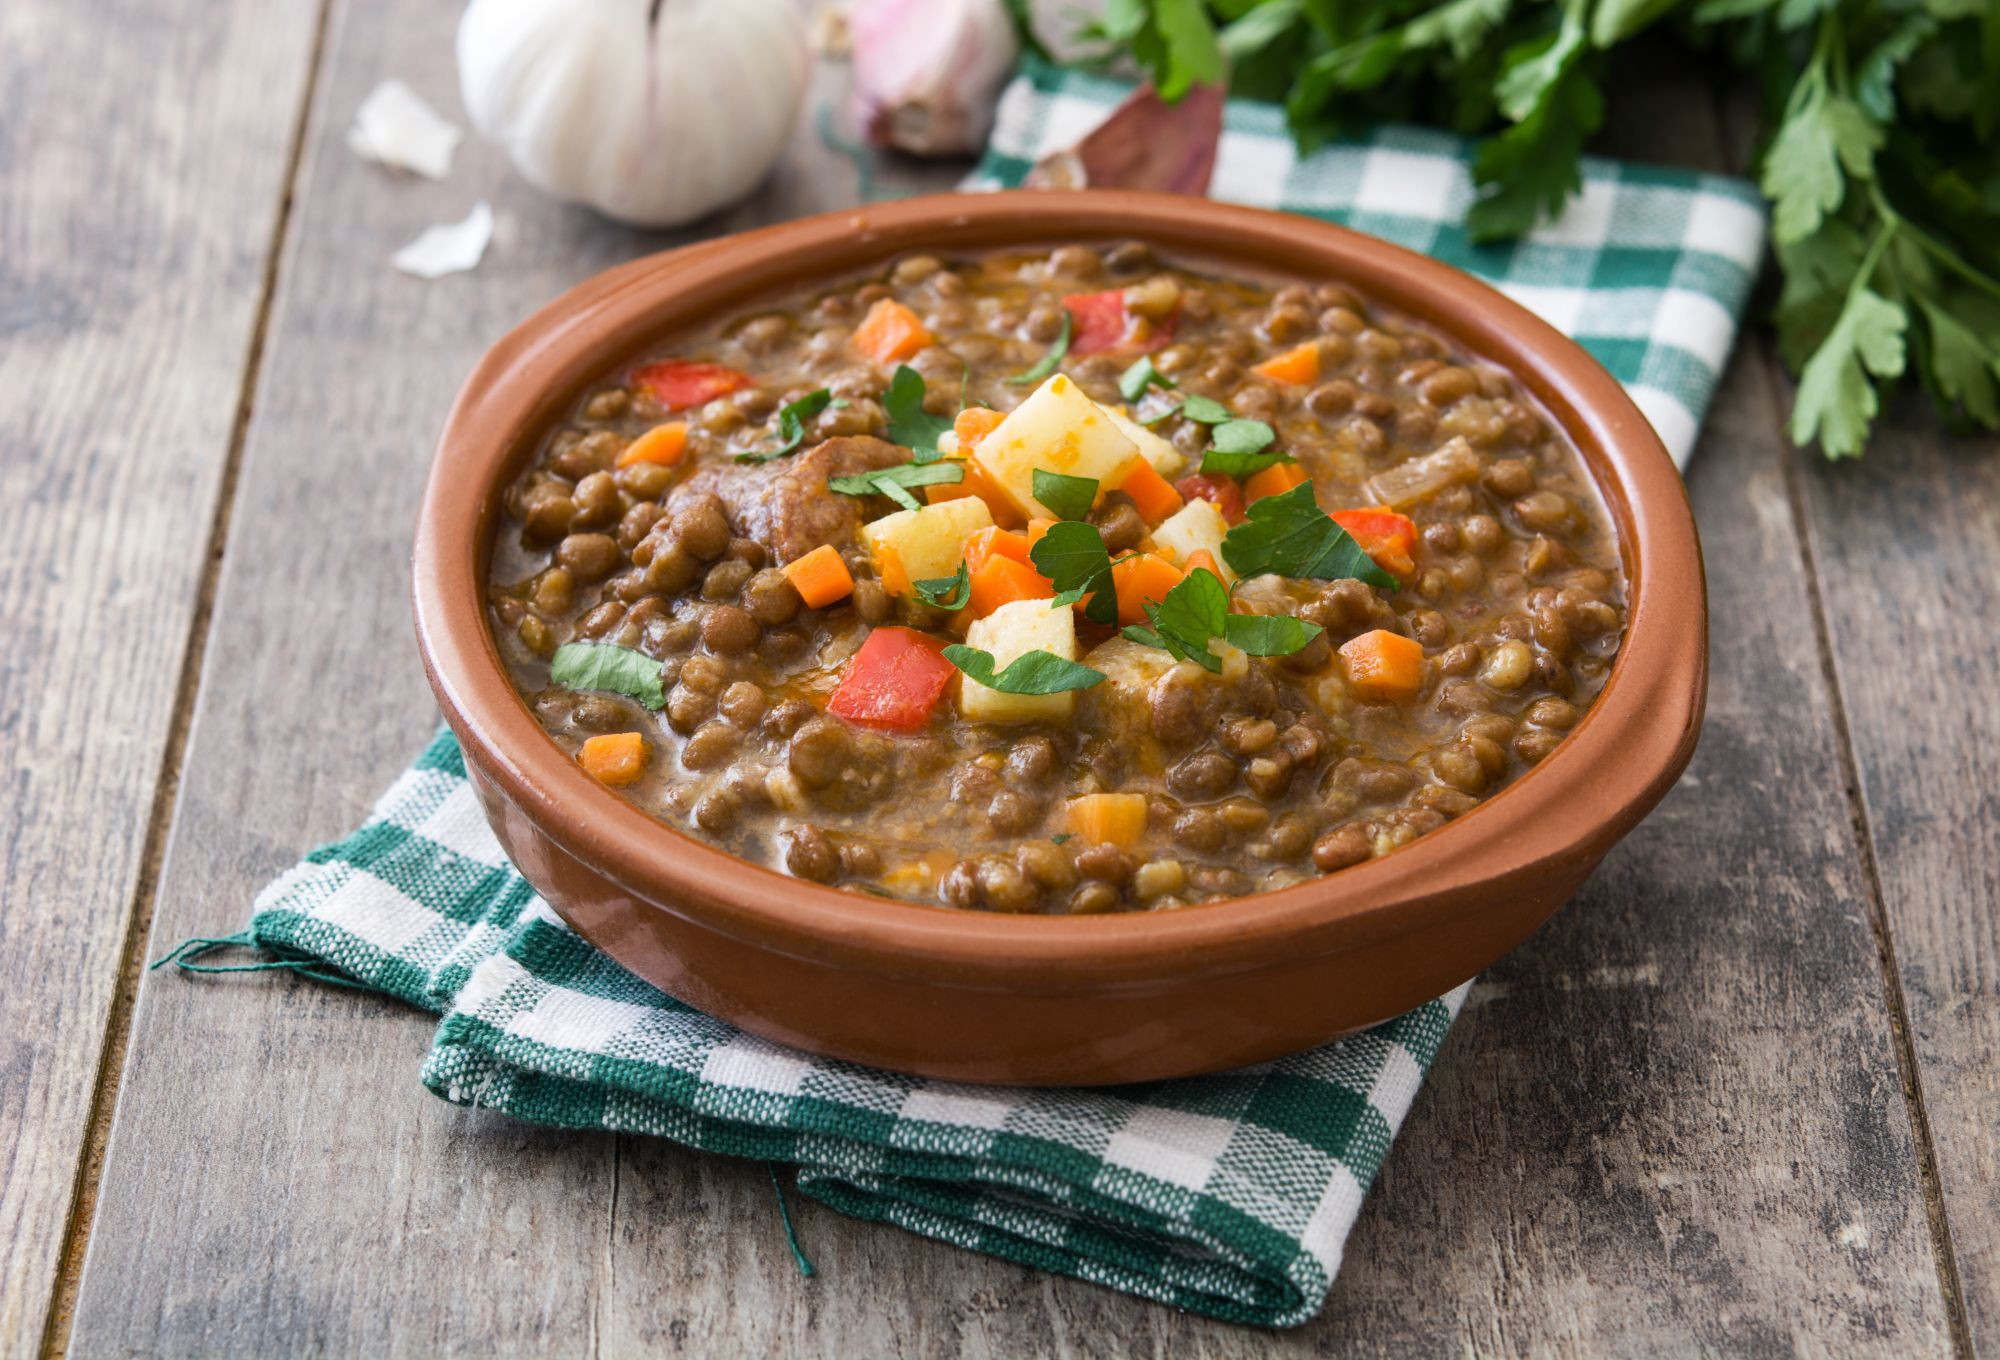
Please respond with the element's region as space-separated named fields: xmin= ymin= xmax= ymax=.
xmin=968 ymin=374 xmax=1142 ymax=520
xmin=1105 ymin=406 xmax=1186 ymax=480
xmin=861 ymin=497 xmax=993 ymax=595
xmin=959 ymin=598 xmax=1080 ymax=725
xmin=1150 ymin=498 xmax=1235 ymax=584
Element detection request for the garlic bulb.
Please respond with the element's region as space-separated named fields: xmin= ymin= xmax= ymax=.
xmin=457 ymin=0 xmax=809 ymax=228
xmin=849 ymin=0 xmax=1020 ymax=156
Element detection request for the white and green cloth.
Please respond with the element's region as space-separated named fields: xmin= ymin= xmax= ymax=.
xmin=178 ymin=71 xmax=1763 ymax=1329
xmin=974 ymin=61 xmax=1767 ymax=467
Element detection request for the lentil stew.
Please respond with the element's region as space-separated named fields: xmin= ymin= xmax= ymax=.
xmin=488 ymin=243 xmax=1627 ymax=915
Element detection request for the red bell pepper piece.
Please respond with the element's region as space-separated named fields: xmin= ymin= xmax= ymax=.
xmin=827 ymin=627 xmax=956 ymax=731
xmin=1174 ymin=472 xmax=1246 ymax=525
xmin=1061 ymin=290 xmax=1177 ymax=356
xmin=1331 ymin=507 xmax=1419 ymax=578
xmin=631 ymin=359 xmax=754 ymax=410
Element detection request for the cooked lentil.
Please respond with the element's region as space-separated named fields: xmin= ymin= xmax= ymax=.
xmin=490 ymin=245 xmax=1627 ymax=912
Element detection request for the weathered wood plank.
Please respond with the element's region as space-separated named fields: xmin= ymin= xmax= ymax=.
xmin=72 ymin=16 xmax=1954 ymax=1357
xmin=61 ymin=0 xmax=956 ymax=1353
xmin=1796 ymin=401 xmax=2000 ymax=1352
xmin=0 ymin=0 xmax=323 ymax=1351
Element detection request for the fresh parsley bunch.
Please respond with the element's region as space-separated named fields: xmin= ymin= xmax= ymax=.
xmin=1083 ymin=0 xmax=2000 ymax=458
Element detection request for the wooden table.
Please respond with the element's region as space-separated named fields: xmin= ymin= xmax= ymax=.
xmin=5 ymin=2 xmax=1994 ymax=1354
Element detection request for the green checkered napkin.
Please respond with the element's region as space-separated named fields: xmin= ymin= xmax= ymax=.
xmin=217 ymin=731 xmax=1459 ymax=1328
xmin=201 ymin=74 xmax=1766 ymax=1329
xmin=972 ymin=61 xmax=1766 ymax=467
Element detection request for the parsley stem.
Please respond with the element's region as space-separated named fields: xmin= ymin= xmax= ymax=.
xmin=1865 ymin=182 xmax=2000 ymax=305
xmin=1849 ymin=219 xmax=1898 ymax=307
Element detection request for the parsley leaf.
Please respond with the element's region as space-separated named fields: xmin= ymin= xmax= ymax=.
xmin=883 ymin=365 xmax=953 ymax=455
xmin=1140 ymin=566 xmax=1232 ymax=671
xmin=1223 ymin=612 xmax=1324 ymax=657
xmin=1202 ymin=447 xmax=1295 ymax=479
xmin=1118 ymin=355 xmax=1175 ymax=403
xmin=913 ymin=561 xmax=972 ymax=611
xmin=1763 ymin=67 xmax=1882 ymax=245
xmin=1028 ymin=520 xmax=1117 ymax=626
xmin=1033 ymin=468 xmax=1100 ymax=521
xmin=1121 ymin=567 xmax=1324 ymax=673
xmin=1220 ymin=482 xmax=1399 ymax=588
xmin=943 ymin=645 xmax=1106 ymax=694
xmin=1466 ymin=62 xmax=1604 ymax=241
xmin=1007 ymin=311 xmax=1071 ymax=386
xmin=1788 ymin=281 xmax=1907 ymax=458
xmin=1199 ymin=419 xmax=1284 ymax=477
xmin=735 ymin=388 xmax=837 ymax=464
xmin=549 ymin=642 xmax=667 ymax=710
xmin=827 ymin=460 xmax=965 ymax=511
xmin=1211 ymin=418 xmax=1275 ymax=454
xmin=1177 ymin=394 xmax=1233 ymax=424
xmin=1917 ymin=293 xmax=2000 ymax=428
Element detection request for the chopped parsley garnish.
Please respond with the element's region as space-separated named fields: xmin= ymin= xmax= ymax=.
xmin=1028 ymin=520 xmax=1118 ymax=626
xmin=1032 ymin=468 xmax=1099 ymax=521
xmin=943 ymin=644 xmax=1106 ymax=694
xmin=1121 ymin=568 xmax=1324 ymax=674
xmin=1177 ymin=394 xmax=1234 ymax=424
xmin=735 ymin=388 xmax=840 ymax=464
xmin=1199 ymin=419 xmax=1287 ymax=478
xmin=1007 ymin=311 xmax=1072 ymax=386
xmin=827 ymin=459 xmax=965 ymax=511
xmin=1220 ymin=481 xmax=1399 ymax=589
xmin=1118 ymin=355 xmax=1174 ymax=403
xmin=549 ymin=642 xmax=668 ymax=710
xmin=883 ymin=364 xmax=953 ymax=456
xmin=1211 ymin=418 xmax=1276 ymax=454
xmin=912 ymin=561 xmax=971 ymax=611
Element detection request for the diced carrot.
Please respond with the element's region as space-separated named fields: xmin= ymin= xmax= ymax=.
xmin=1109 ymin=552 xmax=1185 ymax=627
xmin=1243 ymin=461 xmax=1310 ymax=504
xmin=1025 ymin=517 xmax=1057 ymax=550
xmin=1066 ymin=792 xmax=1149 ymax=848
xmin=617 ymin=420 xmax=689 ymax=468
xmin=953 ymin=406 xmax=1006 ymax=449
xmin=782 ymin=543 xmax=856 ymax=609
xmin=1251 ymin=342 xmax=1322 ymax=386
xmin=1183 ymin=549 xmax=1222 ymax=580
xmin=964 ymin=525 xmax=1031 ymax=574
xmin=924 ymin=457 xmax=1023 ymax=527
xmin=631 ymin=360 xmax=753 ymax=410
xmin=1174 ymin=473 xmax=1246 ymax=525
xmin=1338 ymin=629 xmax=1426 ymax=701
xmin=854 ymin=298 xmax=934 ymax=365
xmin=1330 ymin=506 xmax=1419 ymax=578
xmin=872 ymin=542 xmax=910 ymax=596
xmin=968 ymin=555 xmax=1055 ymax=618
xmin=579 ymin=732 xmax=649 ymax=786
xmin=1114 ymin=461 xmax=1184 ymax=525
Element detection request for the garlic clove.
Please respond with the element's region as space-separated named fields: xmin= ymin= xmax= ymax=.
xmin=348 ymin=78 xmax=463 ymax=181
xmin=393 ymin=201 xmax=494 ymax=279
xmin=1026 ymin=82 xmax=1224 ymax=196
xmin=849 ymin=0 xmax=1020 ymax=157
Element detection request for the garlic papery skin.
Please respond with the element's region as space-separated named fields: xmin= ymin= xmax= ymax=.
xmin=457 ymin=0 xmax=809 ymax=228
xmin=849 ymin=0 xmax=1020 ymax=157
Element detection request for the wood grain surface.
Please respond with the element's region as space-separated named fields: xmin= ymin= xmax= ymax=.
xmin=3 ymin=0 xmax=1988 ymax=1354
xmin=0 ymin=1 xmax=323 ymax=1352
xmin=1797 ymin=406 xmax=2000 ymax=1354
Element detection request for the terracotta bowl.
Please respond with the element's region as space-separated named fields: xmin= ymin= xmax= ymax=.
xmin=413 ymin=190 xmax=1705 ymax=1086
